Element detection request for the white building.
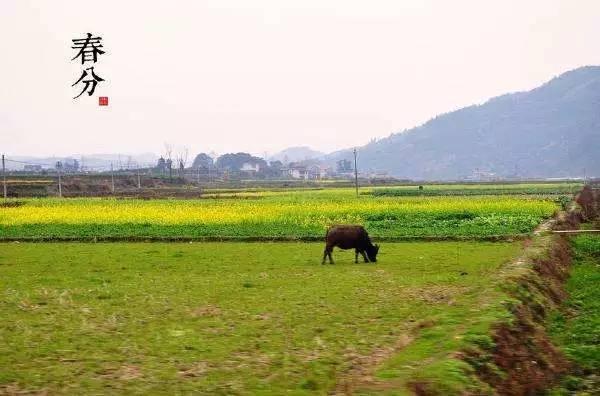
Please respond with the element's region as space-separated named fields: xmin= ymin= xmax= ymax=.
xmin=240 ymin=162 xmax=260 ymax=172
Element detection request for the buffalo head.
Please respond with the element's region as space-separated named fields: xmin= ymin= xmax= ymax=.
xmin=366 ymin=244 xmax=380 ymax=262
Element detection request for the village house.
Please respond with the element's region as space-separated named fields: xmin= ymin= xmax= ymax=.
xmin=23 ymin=164 xmax=43 ymax=172
xmin=240 ymin=162 xmax=261 ymax=173
xmin=282 ymin=163 xmax=332 ymax=179
xmin=286 ymin=165 xmax=308 ymax=179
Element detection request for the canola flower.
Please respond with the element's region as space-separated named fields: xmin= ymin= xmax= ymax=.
xmin=0 ymin=190 xmax=558 ymax=239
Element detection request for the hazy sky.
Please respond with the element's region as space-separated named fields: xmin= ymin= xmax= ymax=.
xmin=1 ymin=0 xmax=600 ymax=158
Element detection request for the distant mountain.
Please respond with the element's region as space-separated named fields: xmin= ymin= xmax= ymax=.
xmin=86 ymin=153 xmax=158 ymax=164
xmin=270 ymin=146 xmax=324 ymax=163
xmin=328 ymin=66 xmax=600 ymax=180
xmin=5 ymin=153 xmax=159 ymax=171
xmin=5 ymin=156 xmax=78 ymax=171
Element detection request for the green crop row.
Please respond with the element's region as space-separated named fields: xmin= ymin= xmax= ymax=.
xmin=371 ymin=183 xmax=581 ymax=197
xmin=0 ymin=188 xmax=559 ymax=240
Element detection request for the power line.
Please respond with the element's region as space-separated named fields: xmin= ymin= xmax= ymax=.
xmin=3 ymin=156 xmax=156 ymax=172
xmin=4 ymin=158 xmax=56 ymax=167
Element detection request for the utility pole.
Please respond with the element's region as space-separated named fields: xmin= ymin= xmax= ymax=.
xmin=110 ymin=162 xmax=115 ymax=193
xmin=353 ymin=148 xmax=359 ymax=197
xmin=2 ymin=154 xmax=7 ymax=200
xmin=56 ymin=161 xmax=63 ymax=198
xmin=137 ymin=167 xmax=141 ymax=189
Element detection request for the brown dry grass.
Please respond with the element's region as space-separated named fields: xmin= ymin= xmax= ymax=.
xmin=469 ymin=214 xmax=578 ymax=395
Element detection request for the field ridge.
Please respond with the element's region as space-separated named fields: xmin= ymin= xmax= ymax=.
xmin=456 ymin=207 xmax=584 ymax=394
xmin=0 ymin=234 xmax=529 ymax=243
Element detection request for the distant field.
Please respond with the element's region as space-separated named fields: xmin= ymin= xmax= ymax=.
xmin=0 ymin=241 xmax=521 ymax=394
xmin=0 ymin=188 xmax=558 ymax=240
xmin=5 ymin=179 xmax=53 ymax=185
xmin=371 ymin=183 xmax=581 ymax=197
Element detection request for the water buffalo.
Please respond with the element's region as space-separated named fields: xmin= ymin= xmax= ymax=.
xmin=322 ymin=225 xmax=379 ymax=264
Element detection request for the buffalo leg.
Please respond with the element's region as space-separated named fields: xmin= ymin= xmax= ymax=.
xmin=322 ymin=246 xmax=334 ymax=264
xmin=360 ymin=250 xmax=370 ymax=263
xmin=355 ymin=249 xmax=359 ymax=264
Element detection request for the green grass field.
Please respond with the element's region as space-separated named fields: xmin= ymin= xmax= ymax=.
xmin=548 ymin=235 xmax=600 ymax=394
xmin=0 ymin=188 xmax=558 ymax=240
xmin=0 ymin=241 xmax=521 ymax=394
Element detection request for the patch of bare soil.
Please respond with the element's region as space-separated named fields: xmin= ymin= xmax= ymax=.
xmin=332 ymin=284 xmax=460 ymax=395
xmin=401 ymin=285 xmax=466 ymax=306
xmin=190 ymin=304 xmax=222 ymax=318
xmin=116 ymin=365 xmax=143 ymax=381
xmin=331 ymin=286 xmax=465 ymax=394
xmin=334 ymin=330 xmax=420 ymax=395
xmin=576 ymin=185 xmax=598 ymax=221
xmin=0 ymin=201 xmax=24 ymax=208
xmin=0 ymin=384 xmax=48 ymax=396
xmin=553 ymin=207 xmax=583 ymax=232
xmin=95 ymin=364 xmax=143 ymax=381
xmin=178 ymin=362 xmax=210 ymax=378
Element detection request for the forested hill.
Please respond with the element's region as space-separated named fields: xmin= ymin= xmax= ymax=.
xmin=328 ymin=66 xmax=600 ymax=180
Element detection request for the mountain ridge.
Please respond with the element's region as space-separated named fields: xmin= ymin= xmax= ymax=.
xmin=326 ymin=65 xmax=600 ymax=180
xmin=269 ymin=146 xmax=325 ymax=163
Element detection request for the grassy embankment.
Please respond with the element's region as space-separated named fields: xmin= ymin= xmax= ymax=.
xmin=548 ymin=234 xmax=600 ymax=394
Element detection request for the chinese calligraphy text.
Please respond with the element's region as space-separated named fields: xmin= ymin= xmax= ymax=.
xmin=71 ymin=33 xmax=106 ymax=100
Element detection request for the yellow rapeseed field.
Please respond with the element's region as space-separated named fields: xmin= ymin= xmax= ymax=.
xmin=0 ymin=189 xmax=558 ymax=239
